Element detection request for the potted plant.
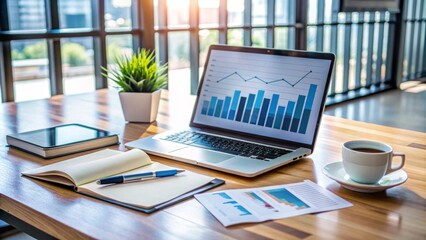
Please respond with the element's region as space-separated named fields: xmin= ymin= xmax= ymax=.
xmin=102 ymin=49 xmax=168 ymax=122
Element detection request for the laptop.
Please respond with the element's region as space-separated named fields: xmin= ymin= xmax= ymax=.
xmin=126 ymin=45 xmax=335 ymax=177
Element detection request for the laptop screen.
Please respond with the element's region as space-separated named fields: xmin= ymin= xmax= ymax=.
xmin=191 ymin=45 xmax=334 ymax=147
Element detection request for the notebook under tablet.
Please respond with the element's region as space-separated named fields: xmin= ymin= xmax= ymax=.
xmin=126 ymin=45 xmax=335 ymax=177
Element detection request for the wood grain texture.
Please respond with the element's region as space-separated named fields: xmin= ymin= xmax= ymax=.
xmin=0 ymin=89 xmax=425 ymax=239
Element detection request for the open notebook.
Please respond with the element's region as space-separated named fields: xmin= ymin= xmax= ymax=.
xmin=22 ymin=149 xmax=224 ymax=213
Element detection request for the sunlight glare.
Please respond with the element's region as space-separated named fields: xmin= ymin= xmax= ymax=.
xmin=167 ymin=0 xmax=189 ymax=8
xmin=198 ymin=0 xmax=219 ymax=8
xmin=199 ymin=29 xmax=210 ymax=36
xmin=228 ymin=0 xmax=244 ymax=12
xmin=112 ymin=0 xmax=131 ymax=8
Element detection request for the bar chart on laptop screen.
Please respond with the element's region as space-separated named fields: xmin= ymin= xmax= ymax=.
xmin=193 ymin=50 xmax=331 ymax=144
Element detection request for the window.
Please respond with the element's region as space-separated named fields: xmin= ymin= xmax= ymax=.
xmin=105 ymin=0 xmax=132 ymax=30
xmin=154 ymin=0 xmax=298 ymax=95
xmin=61 ymin=37 xmax=95 ymax=95
xmin=12 ymin=40 xmax=50 ymax=102
xmin=308 ymin=1 xmax=395 ymax=98
xmin=401 ymin=0 xmax=426 ymax=82
xmin=0 ymin=0 xmax=138 ymax=102
xmin=7 ymin=0 xmax=47 ymax=31
xmin=0 ymin=0 xmax=425 ymax=103
xmin=59 ymin=0 xmax=92 ymax=29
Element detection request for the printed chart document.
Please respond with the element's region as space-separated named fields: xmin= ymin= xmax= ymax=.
xmin=195 ymin=180 xmax=352 ymax=227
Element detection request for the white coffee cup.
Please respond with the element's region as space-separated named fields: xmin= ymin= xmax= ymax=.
xmin=342 ymin=140 xmax=405 ymax=184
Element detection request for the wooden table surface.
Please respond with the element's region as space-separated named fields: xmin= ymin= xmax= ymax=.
xmin=0 ymin=89 xmax=425 ymax=239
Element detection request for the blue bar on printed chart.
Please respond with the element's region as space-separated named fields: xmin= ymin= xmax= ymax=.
xmin=213 ymin=192 xmax=232 ymax=199
xmin=273 ymin=106 xmax=286 ymax=129
xmin=298 ymin=84 xmax=317 ymax=134
xmin=228 ymin=90 xmax=241 ymax=120
xmin=243 ymin=94 xmax=256 ymax=123
xmin=235 ymin=97 xmax=247 ymax=121
xmin=214 ymin=99 xmax=224 ymax=117
xmin=265 ymin=94 xmax=280 ymax=127
xmin=207 ymin=96 xmax=218 ymax=116
xmin=234 ymin=205 xmax=252 ymax=216
xmin=221 ymin=96 xmax=232 ymax=119
xmin=282 ymin=101 xmax=295 ymax=130
xmin=201 ymin=100 xmax=209 ymax=115
xmin=290 ymin=95 xmax=306 ymax=132
xmin=257 ymin=98 xmax=270 ymax=126
xmin=250 ymin=90 xmax=265 ymax=124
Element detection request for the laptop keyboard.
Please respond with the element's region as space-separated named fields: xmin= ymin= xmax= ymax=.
xmin=161 ymin=131 xmax=291 ymax=160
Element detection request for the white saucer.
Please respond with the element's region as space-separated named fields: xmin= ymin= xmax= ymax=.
xmin=322 ymin=162 xmax=408 ymax=193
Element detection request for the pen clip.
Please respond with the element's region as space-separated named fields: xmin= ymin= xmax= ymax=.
xmin=123 ymin=176 xmax=155 ymax=183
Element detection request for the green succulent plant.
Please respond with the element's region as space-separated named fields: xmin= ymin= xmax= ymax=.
xmin=102 ymin=48 xmax=168 ymax=92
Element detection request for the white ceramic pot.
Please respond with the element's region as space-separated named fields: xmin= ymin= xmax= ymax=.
xmin=118 ymin=89 xmax=161 ymax=122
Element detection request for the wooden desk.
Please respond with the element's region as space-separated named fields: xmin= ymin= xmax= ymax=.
xmin=1 ymin=90 xmax=425 ymax=239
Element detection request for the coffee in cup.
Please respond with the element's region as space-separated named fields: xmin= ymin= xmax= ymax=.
xmin=342 ymin=140 xmax=405 ymax=184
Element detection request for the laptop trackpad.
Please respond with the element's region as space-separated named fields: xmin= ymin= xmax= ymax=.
xmin=171 ymin=146 xmax=233 ymax=164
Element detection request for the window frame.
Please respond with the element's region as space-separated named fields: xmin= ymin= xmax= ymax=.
xmin=0 ymin=0 xmax=153 ymax=102
xmin=0 ymin=0 xmax=424 ymax=104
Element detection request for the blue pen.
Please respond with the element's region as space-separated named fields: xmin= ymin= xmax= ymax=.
xmin=96 ymin=169 xmax=185 ymax=185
